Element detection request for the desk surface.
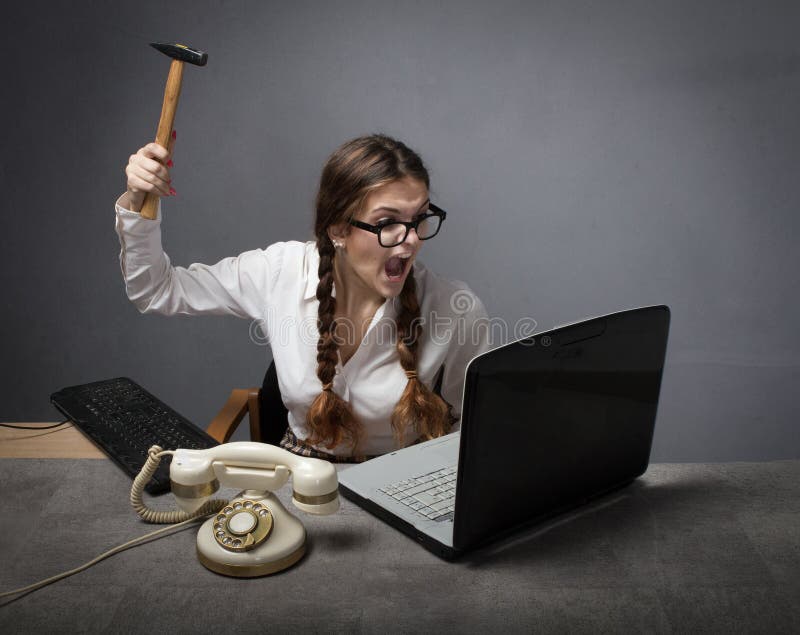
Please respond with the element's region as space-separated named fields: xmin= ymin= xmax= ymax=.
xmin=0 ymin=422 xmax=105 ymax=458
xmin=1 ymin=424 xmax=799 ymax=633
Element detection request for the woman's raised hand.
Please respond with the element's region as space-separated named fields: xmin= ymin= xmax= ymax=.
xmin=123 ymin=131 xmax=176 ymax=213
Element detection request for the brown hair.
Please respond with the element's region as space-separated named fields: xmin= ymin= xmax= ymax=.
xmin=304 ymin=134 xmax=455 ymax=452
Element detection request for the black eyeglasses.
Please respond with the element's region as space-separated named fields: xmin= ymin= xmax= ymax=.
xmin=348 ymin=203 xmax=447 ymax=248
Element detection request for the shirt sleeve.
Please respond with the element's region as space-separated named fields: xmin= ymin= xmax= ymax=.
xmin=114 ymin=195 xmax=281 ymax=319
xmin=437 ymin=287 xmax=493 ymax=431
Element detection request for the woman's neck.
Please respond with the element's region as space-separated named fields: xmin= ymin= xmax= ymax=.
xmin=332 ymin=255 xmax=385 ymax=317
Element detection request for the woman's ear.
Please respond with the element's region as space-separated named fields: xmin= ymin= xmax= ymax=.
xmin=327 ymin=222 xmax=348 ymax=245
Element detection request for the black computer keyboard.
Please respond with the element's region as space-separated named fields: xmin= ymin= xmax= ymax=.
xmin=50 ymin=377 xmax=218 ymax=495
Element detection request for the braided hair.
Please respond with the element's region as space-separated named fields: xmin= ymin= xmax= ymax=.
xmin=304 ymin=134 xmax=455 ymax=452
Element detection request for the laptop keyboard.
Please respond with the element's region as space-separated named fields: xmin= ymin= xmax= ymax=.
xmin=378 ymin=465 xmax=457 ymax=522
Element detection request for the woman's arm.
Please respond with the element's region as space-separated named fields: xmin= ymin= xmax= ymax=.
xmin=115 ymin=140 xmax=282 ymax=320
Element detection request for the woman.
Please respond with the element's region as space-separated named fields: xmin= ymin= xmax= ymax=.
xmin=116 ymin=133 xmax=490 ymax=461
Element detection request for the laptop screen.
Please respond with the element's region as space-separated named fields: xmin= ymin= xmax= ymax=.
xmin=453 ymin=305 xmax=670 ymax=551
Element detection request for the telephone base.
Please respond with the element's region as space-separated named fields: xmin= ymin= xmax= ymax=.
xmin=196 ymin=491 xmax=307 ymax=577
xmin=197 ymin=542 xmax=306 ymax=578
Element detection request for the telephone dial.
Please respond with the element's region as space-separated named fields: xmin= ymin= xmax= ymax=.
xmin=131 ymin=442 xmax=340 ymax=577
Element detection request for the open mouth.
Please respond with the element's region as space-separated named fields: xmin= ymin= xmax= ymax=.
xmin=384 ymin=254 xmax=413 ymax=282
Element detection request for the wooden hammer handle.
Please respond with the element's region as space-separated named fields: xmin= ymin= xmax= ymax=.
xmin=140 ymin=59 xmax=184 ymax=220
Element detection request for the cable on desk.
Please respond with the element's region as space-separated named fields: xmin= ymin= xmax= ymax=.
xmin=0 ymin=445 xmax=229 ymax=603
xmin=0 ymin=516 xmax=205 ymax=603
xmin=0 ymin=420 xmax=71 ymax=430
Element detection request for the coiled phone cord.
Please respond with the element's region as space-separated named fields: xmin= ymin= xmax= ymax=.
xmin=1 ymin=446 xmax=228 ymax=602
xmin=130 ymin=445 xmax=228 ymax=523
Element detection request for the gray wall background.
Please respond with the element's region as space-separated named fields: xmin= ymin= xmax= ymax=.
xmin=2 ymin=0 xmax=797 ymax=460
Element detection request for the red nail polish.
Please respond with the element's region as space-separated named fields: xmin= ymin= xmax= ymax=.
xmin=167 ymin=159 xmax=173 ymax=167
xmin=170 ymin=187 xmax=177 ymax=196
xmin=171 ymin=130 xmax=177 ymax=139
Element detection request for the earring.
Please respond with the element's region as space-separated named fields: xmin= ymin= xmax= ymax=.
xmin=333 ymin=240 xmax=344 ymax=249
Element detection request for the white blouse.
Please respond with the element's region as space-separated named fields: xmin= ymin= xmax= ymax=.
xmin=114 ymin=197 xmax=492 ymax=457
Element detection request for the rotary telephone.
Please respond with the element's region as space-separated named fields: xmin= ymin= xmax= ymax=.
xmin=131 ymin=442 xmax=340 ymax=577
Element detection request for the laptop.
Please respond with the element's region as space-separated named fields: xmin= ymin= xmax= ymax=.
xmin=338 ymin=305 xmax=671 ymax=559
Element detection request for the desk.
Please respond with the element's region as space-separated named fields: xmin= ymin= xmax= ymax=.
xmin=1 ymin=424 xmax=799 ymax=633
xmin=0 ymin=422 xmax=104 ymax=459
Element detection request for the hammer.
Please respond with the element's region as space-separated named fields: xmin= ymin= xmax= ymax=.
xmin=140 ymin=42 xmax=208 ymax=220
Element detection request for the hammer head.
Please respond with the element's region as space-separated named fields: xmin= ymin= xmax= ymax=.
xmin=150 ymin=42 xmax=208 ymax=66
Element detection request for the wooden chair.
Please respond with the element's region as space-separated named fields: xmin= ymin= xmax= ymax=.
xmin=206 ymin=361 xmax=289 ymax=444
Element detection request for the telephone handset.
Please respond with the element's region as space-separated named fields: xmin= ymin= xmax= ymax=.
xmin=131 ymin=441 xmax=340 ymax=577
